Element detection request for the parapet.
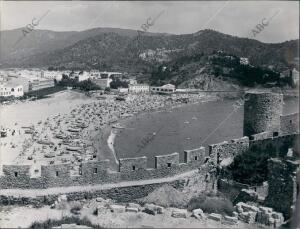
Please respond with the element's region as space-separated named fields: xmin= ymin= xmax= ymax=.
xmin=3 ymin=165 xmax=31 ymax=178
xmin=250 ymin=132 xmax=274 ymax=141
xmin=0 ymin=133 xmax=298 ymax=190
xmin=119 ymin=156 xmax=147 ymax=172
xmin=209 ymin=136 xmax=249 ymax=164
xmin=184 ymin=147 xmax=205 ymax=164
xmin=280 ymin=113 xmax=299 ymax=135
xmin=82 ymin=160 xmax=110 ymax=175
xmin=155 ymin=152 xmax=179 ymax=169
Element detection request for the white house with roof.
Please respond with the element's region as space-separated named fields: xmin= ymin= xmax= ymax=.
xmin=128 ymin=84 xmax=150 ymax=93
xmin=41 ymin=71 xmax=63 ymax=81
xmin=150 ymin=84 xmax=176 ymax=94
xmin=0 ymin=82 xmax=24 ymax=97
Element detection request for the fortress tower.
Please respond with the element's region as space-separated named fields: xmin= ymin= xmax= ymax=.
xmin=243 ymin=92 xmax=283 ymax=136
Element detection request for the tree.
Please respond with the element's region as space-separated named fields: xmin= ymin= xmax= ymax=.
xmin=109 ymin=78 xmax=129 ymax=89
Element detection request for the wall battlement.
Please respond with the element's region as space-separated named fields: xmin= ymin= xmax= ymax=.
xmin=1 ymin=132 xmax=298 ymax=190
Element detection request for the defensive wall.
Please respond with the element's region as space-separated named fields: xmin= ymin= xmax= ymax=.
xmin=0 ymin=126 xmax=298 ymax=190
xmin=0 ymin=91 xmax=298 ymax=217
xmin=0 ymin=147 xmax=209 ymax=189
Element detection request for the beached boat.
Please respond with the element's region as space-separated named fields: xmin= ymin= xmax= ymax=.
xmin=67 ymin=128 xmax=81 ymax=132
xmin=66 ymin=146 xmax=82 ymax=151
xmin=112 ymin=123 xmax=125 ymax=129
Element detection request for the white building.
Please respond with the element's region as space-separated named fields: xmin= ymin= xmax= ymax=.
xmin=41 ymin=71 xmax=63 ymax=81
xmin=89 ymin=70 xmax=101 ymax=79
xmin=0 ymin=82 xmax=24 ymax=97
xmin=150 ymin=84 xmax=176 ymax=94
xmin=128 ymin=84 xmax=150 ymax=93
xmin=99 ymin=71 xmax=122 ymax=79
xmin=77 ymin=71 xmax=91 ymax=82
xmin=240 ymin=57 xmax=249 ymax=65
xmin=28 ymin=79 xmax=55 ymax=91
xmin=292 ymin=68 xmax=299 ymax=87
xmin=118 ymin=88 xmax=129 ymax=93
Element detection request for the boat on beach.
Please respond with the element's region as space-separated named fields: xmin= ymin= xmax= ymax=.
xmin=112 ymin=123 xmax=125 ymax=129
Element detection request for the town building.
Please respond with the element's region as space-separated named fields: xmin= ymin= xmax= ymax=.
xmin=28 ymin=79 xmax=55 ymax=91
xmin=128 ymin=84 xmax=150 ymax=93
xmin=41 ymin=71 xmax=63 ymax=81
xmin=0 ymin=82 xmax=24 ymax=97
xmin=89 ymin=70 xmax=101 ymax=79
xmin=292 ymin=68 xmax=299 ymax=87
xmin=240 ymin=57 xmax=249 ymax=65
xmin=99 ymin=71 xmax=122 ymax=79
xmin=150 ymin=84 xmax=176 ymax=94
xmin=77 ymin=71 xmax=91 ymax=82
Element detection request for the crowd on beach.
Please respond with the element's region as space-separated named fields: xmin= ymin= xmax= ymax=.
xmin=0 ymin=92 xmax=212 ymax=175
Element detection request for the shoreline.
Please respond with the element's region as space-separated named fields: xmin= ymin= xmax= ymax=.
xmin=105 ymin=94 xmax=217 ymax=162
xmin=107 ymin=129 xmax=118 ymax=165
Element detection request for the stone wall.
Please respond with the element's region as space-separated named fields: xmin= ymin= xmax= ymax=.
xmin=280 ymin=113 xmax=299 ymax=135
xmin=119 ymin=157 xmax=147 ymax=173
xmin=209 ymin=137 xmax=249 ymax=165
xmin=184 ymin=147 xmax=206 ymax=164
xmin=250 ymin=131 xmax=274 ymax=141
xmin=155 ymin=152 xmax=179 ymax=169
xmin=0 ymin=134 xmax=298 ymax=190
xmin=264 ymin=158 xmax=300 ymax=219
xmin=249 ymin=133 xmax=300 ymax=157
xmin=0 ymin=180 xmax=186 ymax=206
xmin=243 ymin=92 xmax=283 ymax=136
xmin=0 ymin=150 xmax=205 ymax=189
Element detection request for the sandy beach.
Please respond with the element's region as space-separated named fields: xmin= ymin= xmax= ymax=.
xmin=1 ymin=91 xmax=211 ymax=175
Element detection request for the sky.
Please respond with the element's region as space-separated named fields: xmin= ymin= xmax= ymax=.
xmin=0 ymin=1 xmax=299 ymax=43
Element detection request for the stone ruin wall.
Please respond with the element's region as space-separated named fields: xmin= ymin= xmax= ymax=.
xmin=208 ymin=136 xmax=249 ymax=165
xmin=265 ymin=158 xmax=300 ymax=219
xmin=0 ymin=146 xmax=209 ymax=189
xmin=243 ymin=92 xmax=283 ymax=137
xmin=0 ymin=128 xmax=299 ymax=190
xmin=0 ymin=92 xmax=299 ymax=221
xmin=280 ymin=112 xmax=299 ymax=135
xmin=0 ymin=137 xmax=250 ymax=190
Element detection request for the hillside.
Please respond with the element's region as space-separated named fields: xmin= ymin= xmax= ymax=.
xmin=0 ymin=27 xmax=169 ymax=66
xmin=0 ymin=28 xmax=298 ymax=89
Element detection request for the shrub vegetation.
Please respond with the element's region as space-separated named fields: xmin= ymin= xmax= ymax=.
xmin=187 ymin=192 xmax=234 ymax=216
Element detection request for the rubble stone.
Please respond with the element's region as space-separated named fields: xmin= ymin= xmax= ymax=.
xmin=109 ymin=204 xmax=125 ymax=213
xmin=192 ymin=208 xmax=206 ymax=220
xmin=224 ymin=215 xmax=238 ymax=224
xmin=208 ymin=213 xmax=222 ymax=221
xmin=171 ymin=209 xmax=187 ymax=218
xmin=126 ymin=207 xmax=139 ymax=213
xmin=143 ymin=204 xmax=164 ymax=215
xmin=127 ymin=203 xmax=140 ymax=209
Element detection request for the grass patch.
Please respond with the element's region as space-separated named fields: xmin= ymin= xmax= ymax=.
xmin=228 ymin=143 xmax=290 ymax=185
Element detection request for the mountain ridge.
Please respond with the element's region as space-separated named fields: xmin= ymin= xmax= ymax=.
xmin=0 ymin=28 xmax=298 ymax=89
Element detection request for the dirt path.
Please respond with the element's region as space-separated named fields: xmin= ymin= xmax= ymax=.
xmin=0 ymin=169 xmax=198 ymax=197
